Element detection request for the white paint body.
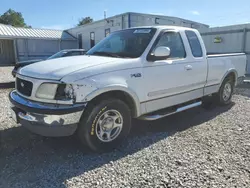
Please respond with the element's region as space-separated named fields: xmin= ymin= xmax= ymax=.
xmin=17 ymin=26 xmax=246 ymax=117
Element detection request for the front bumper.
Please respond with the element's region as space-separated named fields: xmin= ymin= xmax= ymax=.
xmin=9 ymin=90 xmax=86 ymax=137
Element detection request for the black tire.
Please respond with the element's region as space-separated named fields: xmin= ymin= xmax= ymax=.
xmin=215 ymin=76 xmax=234 ymax=105
xmin=77 ymin=99 xmax=131 ymax=152
xmin=201 ymin=96 xmax=214 ymax=109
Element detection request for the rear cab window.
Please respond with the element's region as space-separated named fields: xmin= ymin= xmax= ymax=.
xmin=185 ymin=30 xmax=203 ymax=57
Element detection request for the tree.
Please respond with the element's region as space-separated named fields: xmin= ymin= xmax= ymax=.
xmin=77 ymin=17 xmax=93 ymax=26
xmin=0 ymin=9 xmax=30 ymax=28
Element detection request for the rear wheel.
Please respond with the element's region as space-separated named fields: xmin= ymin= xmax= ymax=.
xmin=215 ymin=76 xmax=234 ymax=105
xmin=77 ymin=99 xmax=131 ymax=152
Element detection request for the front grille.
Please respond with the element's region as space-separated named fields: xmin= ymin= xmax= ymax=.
xmin=16 ymin=78 xmax=33 ymax=96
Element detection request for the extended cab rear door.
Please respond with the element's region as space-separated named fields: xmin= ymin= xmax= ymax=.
xmin=142 ymin=29 xmax=207 ymax=113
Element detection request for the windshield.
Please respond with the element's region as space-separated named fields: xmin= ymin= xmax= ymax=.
xmin=86 ymin=28 xmax=156 ymax=58
xmin=47 ymin=51 xmax=68 ymax=60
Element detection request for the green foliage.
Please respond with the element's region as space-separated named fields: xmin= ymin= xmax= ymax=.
xmin=0 ymin=9 xmax=31 ymax=28
xmin=77 ymin=17 xmax=93 ymax=26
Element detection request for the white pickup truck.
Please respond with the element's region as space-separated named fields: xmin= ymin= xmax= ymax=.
xmin=9 ymin=26 xmax=246 ymax=152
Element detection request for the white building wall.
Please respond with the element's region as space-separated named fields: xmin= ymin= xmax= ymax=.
xmin=16 ymin=38 xmax=77 ymax=61
xmin=67 ymin=12 xmax=209 ymax=50
xmin=200 ymin=24 xmax=250 ymax=74
xmin=130 ymin=13 xmax=209 ymax=30
xmin=202 ymin=32 xmax=244 ymax=53
xmin=61 ymin=40 xmax=77 ymax=50
xmin=16 ymin=39 xmax=27 ymax=61
xmin=67 ymin=14 xmax=127 ymax=50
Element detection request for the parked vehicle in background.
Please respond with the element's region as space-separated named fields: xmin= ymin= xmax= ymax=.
xmin=12 ymin=49 xmax=87 ymax=77
xmin=9 ymin=26 xmax=246 ymax=152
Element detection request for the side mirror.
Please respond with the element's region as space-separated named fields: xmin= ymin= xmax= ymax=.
xmin=154 ymin=46 xmax=171 ymax=58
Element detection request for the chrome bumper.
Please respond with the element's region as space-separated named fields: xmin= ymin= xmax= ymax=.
xmin=9 ymin=90 xmax=86 ymax=137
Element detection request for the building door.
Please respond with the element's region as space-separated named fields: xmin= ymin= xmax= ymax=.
xmin=78 ymin=34 xmax=83 ymax=49
xmin=0 ymin=39 xmax=15 ymax=65
xmin=90 ymin=32 xmax=95 ymax=48
xmin=105 ymin=28 xmax=110 ymax=37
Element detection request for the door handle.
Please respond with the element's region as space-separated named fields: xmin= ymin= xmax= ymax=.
xmin=185 ymin=65 xmax=192 ymax=71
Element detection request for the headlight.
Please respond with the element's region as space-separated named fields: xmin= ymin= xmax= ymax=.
xmin=36 ymin=83 xmax=75 ymax=100
xmin=36 ymin=83 xmax=58 ymax=99
xmin=55 ymin=84 xmax=75 ymax=101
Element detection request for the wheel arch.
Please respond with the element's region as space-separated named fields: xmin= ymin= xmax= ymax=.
xmin=84 ymin=85 xmax=141 ymax=117
xmin=220 ymin=69 xmax=238 ymax=88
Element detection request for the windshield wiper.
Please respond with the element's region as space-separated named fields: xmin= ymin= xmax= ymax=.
xmin=91 ymin=51 xmax=122 ymax=58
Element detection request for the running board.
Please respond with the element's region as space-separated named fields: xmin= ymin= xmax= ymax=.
xmin=139 ymin=101 xmax=202 ymax=121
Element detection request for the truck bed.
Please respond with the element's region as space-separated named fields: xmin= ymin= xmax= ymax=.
xmin=207 ymin=53 xmax=246 ymax=85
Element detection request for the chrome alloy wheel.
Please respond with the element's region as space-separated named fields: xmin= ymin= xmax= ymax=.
xmin=95 ymin=110 xmax=123 ymax=142
xmin=223 ymin=82 xmax=232 ymax=101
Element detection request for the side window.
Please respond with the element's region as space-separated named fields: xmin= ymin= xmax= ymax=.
xmin=155 ymin=32 xmax=186 ymax=59
xmin=185 ymin=30 xmax=203 ymax=57
xmin=63 ymin=52 xmax=72 ymax=57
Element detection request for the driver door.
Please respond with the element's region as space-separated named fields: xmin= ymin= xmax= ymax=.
xmin=142 ymin=30 xmax=205 ymax=113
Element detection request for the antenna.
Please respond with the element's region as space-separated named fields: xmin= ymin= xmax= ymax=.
xmin=104 ymin=10 xmax=111 ymax=24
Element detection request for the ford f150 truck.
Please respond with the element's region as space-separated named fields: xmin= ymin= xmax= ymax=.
xmin=9 ymin=26 xmax=246 ymax=152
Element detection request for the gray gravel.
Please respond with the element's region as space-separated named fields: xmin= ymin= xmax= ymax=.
xmin=0 ymin=67 xmax=15 ymax=83
xmin=0 ymin=87 xmax=250 ymax=188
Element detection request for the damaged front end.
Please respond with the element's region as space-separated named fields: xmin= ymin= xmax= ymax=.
xmin=9 ymin=90 xmax=87 ymax=137
xmin=55 ymin=84 xmax=77 ymax=103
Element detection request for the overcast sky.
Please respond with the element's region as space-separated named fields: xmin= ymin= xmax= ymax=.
xmin=1 ymin=0 xmax=250 ymax=30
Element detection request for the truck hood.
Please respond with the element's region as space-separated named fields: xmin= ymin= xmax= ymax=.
xmin=18 ymin=55 xmax=119 ymax=80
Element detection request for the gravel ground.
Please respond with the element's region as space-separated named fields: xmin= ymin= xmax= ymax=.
xmin=0 ymin=87 xmax=250 ymax=188
xmin=0 ymin=67 xmax=15 ymax=83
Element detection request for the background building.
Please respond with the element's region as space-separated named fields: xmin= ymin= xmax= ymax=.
xmin=200 ymin=24 xmax=250 ymax=74
xmin=0 ymin=12 xmax=209 ymax=66
xmin=0 ymin=24 xmax=77 ymax=65
xmin=2 ymin=11 xmax=250 ymax=74
xmin=67 ymin=12 xmax=209 ymax=50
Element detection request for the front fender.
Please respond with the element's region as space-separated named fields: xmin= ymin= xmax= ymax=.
xmin=84 ymin=84 xmax=141 ymax=117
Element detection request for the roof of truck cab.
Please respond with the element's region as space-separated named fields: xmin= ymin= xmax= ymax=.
xmin=130 ymin=25 xmax=197 ymax=31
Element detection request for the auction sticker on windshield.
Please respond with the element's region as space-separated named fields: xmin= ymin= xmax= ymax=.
xmin=133 ymin=29 xmax=151 ymax=33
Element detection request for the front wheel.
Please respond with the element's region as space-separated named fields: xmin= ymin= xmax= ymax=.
xmin=77 ymin=99 xmax=131 ymax=152
xmin=215 ymin=77 xmax=234 ymax=105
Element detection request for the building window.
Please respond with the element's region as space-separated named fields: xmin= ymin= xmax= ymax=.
xmin=105 ymin=28 xmax=110 ymax=37
xmin=78 ymin=34 xmax=83 ymax=49
xmin=155 ymin=18 xmax=160 ymax=24
xmin=185 ymin=30 xmax=203 ymax=57
xmin=191 ymin=24 xmax=200 ymax=29
xmin=90 ymin=32 xmax=95 ymax=48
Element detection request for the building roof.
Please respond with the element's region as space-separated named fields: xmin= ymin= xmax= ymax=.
xmin=0 ymin=24 xmax=76 ymax=40
xmin=67 ymin=12 xmax=209 ymax=31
